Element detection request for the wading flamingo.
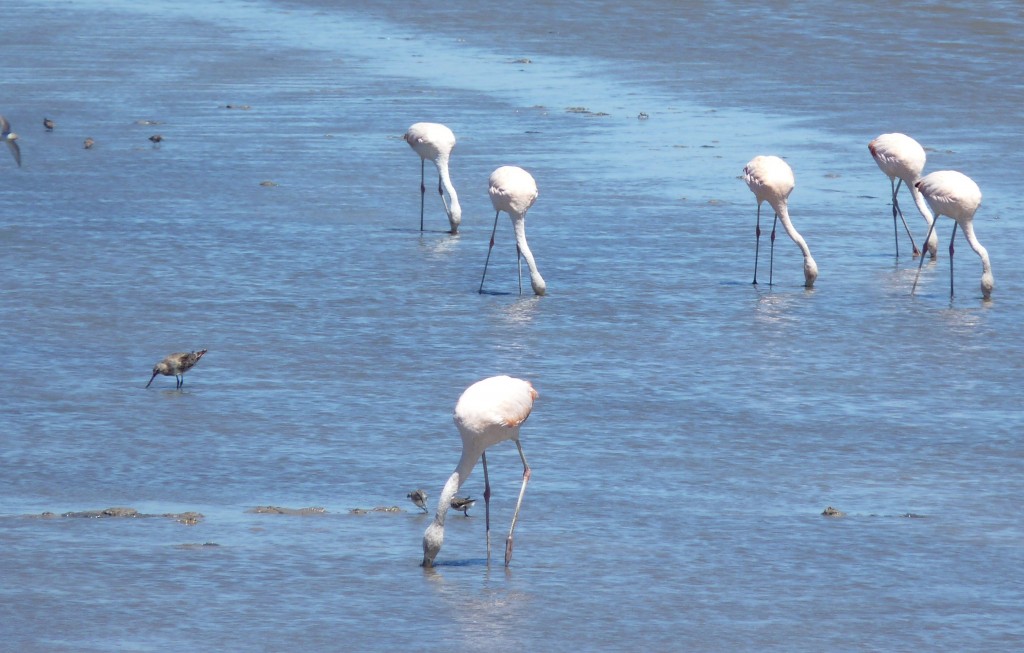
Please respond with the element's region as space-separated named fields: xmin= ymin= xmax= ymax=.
xmin=1 ymin=116 xmax=21 ymax=167
xmin=422 ymin=375 xmax=538 ymax=568
xmin=912 ymin=170 xmax=993 ymax=300
xmin=146 ymin=349 xmax=208 ymax=389
xmin=743 ymin=155 xmax=818 ymax=287
xmin=868 ymin=133 xmax=938 ymax=258
xmin=404 ymin=122 xmax=462 ymax=234
xmin=480 ymin=166 xmax=546 ymax=296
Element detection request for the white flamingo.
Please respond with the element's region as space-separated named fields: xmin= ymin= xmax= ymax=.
xmin=868 ymin=133 xmax=938 ymax=258
xmin=422 ymin=375 xmax=538 ymax=568
xmin=403 ymin=122 xmax=461 ymax=234
xmin=1 ymin=115 xmax=21 ymax=167
xmin=912 ymin=170 xmax=993 ymax=300
xmin=480 ymin=166 xmax=546 ymax=296
xmin=743 ymin=155 xmax=818 ymax=287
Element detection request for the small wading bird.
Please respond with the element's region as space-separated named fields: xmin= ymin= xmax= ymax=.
xmin=146 ymin=349 xmax=208 ymax=389
xmin=912 ymin=170 xmax=993 ymax=300
xmin=407 ymin=489 xmax=429 ymax=513
xmin=1 ymin=116 xmax=21 ymax=167
xmin=868 ymin=133 xmax=938 ymax=258
xmin=450 ymin=496 xmax=476 ymax=516
xmin=743 ymin=155 xmax=818 ymax=287
xmin=480 ymin=165 xmax=546 ymax=296
xmin=423 ymin=375 xmax=538 ymax=568
xmin=403 ymin=122 xmax=461 ymax=234
xmin=43 ymin=117 xmax=54 ymax=131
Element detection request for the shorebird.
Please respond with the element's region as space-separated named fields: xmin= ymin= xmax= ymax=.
xmin=43 ymin=117 xmax=54 ymax=131
xmin=868 ymin=133 xmax=938 ymax=258
xmin=743 ymin=155 xmax=818 ymax=287
xmin=403 ymin=122 xmax=462 ymax=234
xmin=481 ymin=165 xmax=546 ymax=296
xmin=450 ymin=496 xmax=476 ymax=516
xmin=423 ymin=375 xmax=538 ymax=567
xmin=912 ymin=170 xmax=993 ymax=300
xmin=1 ymin=116 xmax=21 ymax=167
xmin=83 ymin=137 xmax=94 ymax=149
xmin=146 ymin=349 xmax=208 ymax=389
xmin=407 ymin=489 xmax=429 ymax=513
xmin=149 ymin=134 xmax=163 ymax=144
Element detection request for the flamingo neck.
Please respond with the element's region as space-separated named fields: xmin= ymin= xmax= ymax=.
xmin=512 ymin=216 xmax=546 ymax=295
xmin=909 ymin=183 xmax=939 ymax=257
xmin=434 ymin=155 xmax=461 ymax=233
xmin=774 ymin=205 xmax=818 ymax=287
xmin=959 ymin=220 xmax=994 ymax=299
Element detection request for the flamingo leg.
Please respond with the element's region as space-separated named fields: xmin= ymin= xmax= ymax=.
xmin=438 ymin=175 xmax=452 ymax=222
xmin=912 ymin=218 xmax=940 ymax=295
xmin=753 ymin=204 xmax=762 ymax=285
xmin=948 ymin=222 xmax=959 ymax=298
xmin=892 ymin=179 xmax=920 ymax=257
xmin=482 ymin=451 xmax=491 ymax=562
xmin=479 ymin=211 xmax=501 ymax=294
xmin=505 ymin=439 xmax=531 ymax=567
xmin=419 ymin=160 xmax=426 ymax=231
xmin=516 ymin=245 xmax=523 ymax=295
xmin=769 ymin=213 xmax=778 ymax=286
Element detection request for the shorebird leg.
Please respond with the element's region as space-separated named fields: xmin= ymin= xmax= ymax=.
xmin=911 ymin=219 xmax=940 ymax=295
xmin=479 ymin=211 xmax=501 ymax=293
xmin=505 ymin=439 xmax=531 ymax=567
xmin=769 ymin=213 xmax=778 ymax=286
xmin=753 ymin=204 xmax=762 ymax=285
xmin=419 ymin=159 xmax=426 ymax=231
xmin=482 ymin=451 xmax=492 ymax=561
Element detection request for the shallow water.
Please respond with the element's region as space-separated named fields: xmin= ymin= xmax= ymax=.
xmin=1 ymin=1 xmax=1022 ymax=651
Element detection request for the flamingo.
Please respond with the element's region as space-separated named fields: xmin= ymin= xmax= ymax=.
xmin=422 ymin=375 xmax=538 ymax=568
xmin=868 ymin=133 xmax=938 ymax=258
xmin=911 ymin=170 xmax=993 ymax=300
xmin=146 ymin=349 xmax=208 ymax=389
xmin=1 ymin=116 xmax=21 ymax=167
xmin=403 ymin=122 xmax=462 ymax=234
xmin=743 ymin=155 xmax=818 ymax=287
xmin=480 ymin=166 xmax=546 ymax=296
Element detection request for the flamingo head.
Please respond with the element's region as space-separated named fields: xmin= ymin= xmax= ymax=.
xmin=981 ymin=271 xmax=994 ymax=300
xmin=422 ymin=521 xmax=444 ymax=568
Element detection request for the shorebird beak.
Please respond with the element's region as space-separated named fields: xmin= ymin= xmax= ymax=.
xmin=145 ymin=372 xmax=158 ymax=388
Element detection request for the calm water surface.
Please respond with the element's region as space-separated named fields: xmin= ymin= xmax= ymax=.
xmin=1 ymin=1 xmax=1022 ymax=651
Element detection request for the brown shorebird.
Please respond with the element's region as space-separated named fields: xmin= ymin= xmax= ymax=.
xmin=43 ymin=117 xmax=54 ymax=131
xmin=83 ymin=137 xmax=94 ymax=149
xmin=149 ymin=134 xmax=163 ymax=144
xmin=407 ymin=489 xmax=429 ymax=513
xmin=1 ymin=116 xmax=20 ymax=167
xmin=146 ymin=349 xmax=208 ymax=389
xmin=450 ymin=496 xmax=476 ymax=517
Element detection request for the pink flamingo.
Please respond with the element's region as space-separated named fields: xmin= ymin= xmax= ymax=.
xmin=404 ymin=122 xmax=462 ymax=234
xmin=480 ymin=166 xmax=546 ymax=296
xmin=422 ymin=375 xmax=538 ymax=568
xmin=868 ymin=133 xmax=938 ymax=258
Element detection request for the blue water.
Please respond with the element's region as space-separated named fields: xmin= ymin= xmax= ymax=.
xmin=1 ymin=1 xmax=1022 ymax=650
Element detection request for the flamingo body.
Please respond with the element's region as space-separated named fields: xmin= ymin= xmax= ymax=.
xmin=1 ymin=115 xmax=21 ymax=167
xmin=743 ymin=155 xmax=818 ymax=287
xmin=913 ymin=170 xmax=992 ymax=299
xmin=404 ymin=122 xmax=461 ymax=234
xmin=481 ymin=165 xmax=546 ymax=296
xmin=868 ymin=133 xmax=938 ymax=257
xmin=422 ymin=375 xmax=538 ymax=567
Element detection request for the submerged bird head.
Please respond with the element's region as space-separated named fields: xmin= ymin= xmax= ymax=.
xmin=981 ymin=271 xmax=994 ymax=300
xmin=422 ymin=520 xmax=444 ymax=568
xmin=804 ymin=258 xmax=819 ymax=288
